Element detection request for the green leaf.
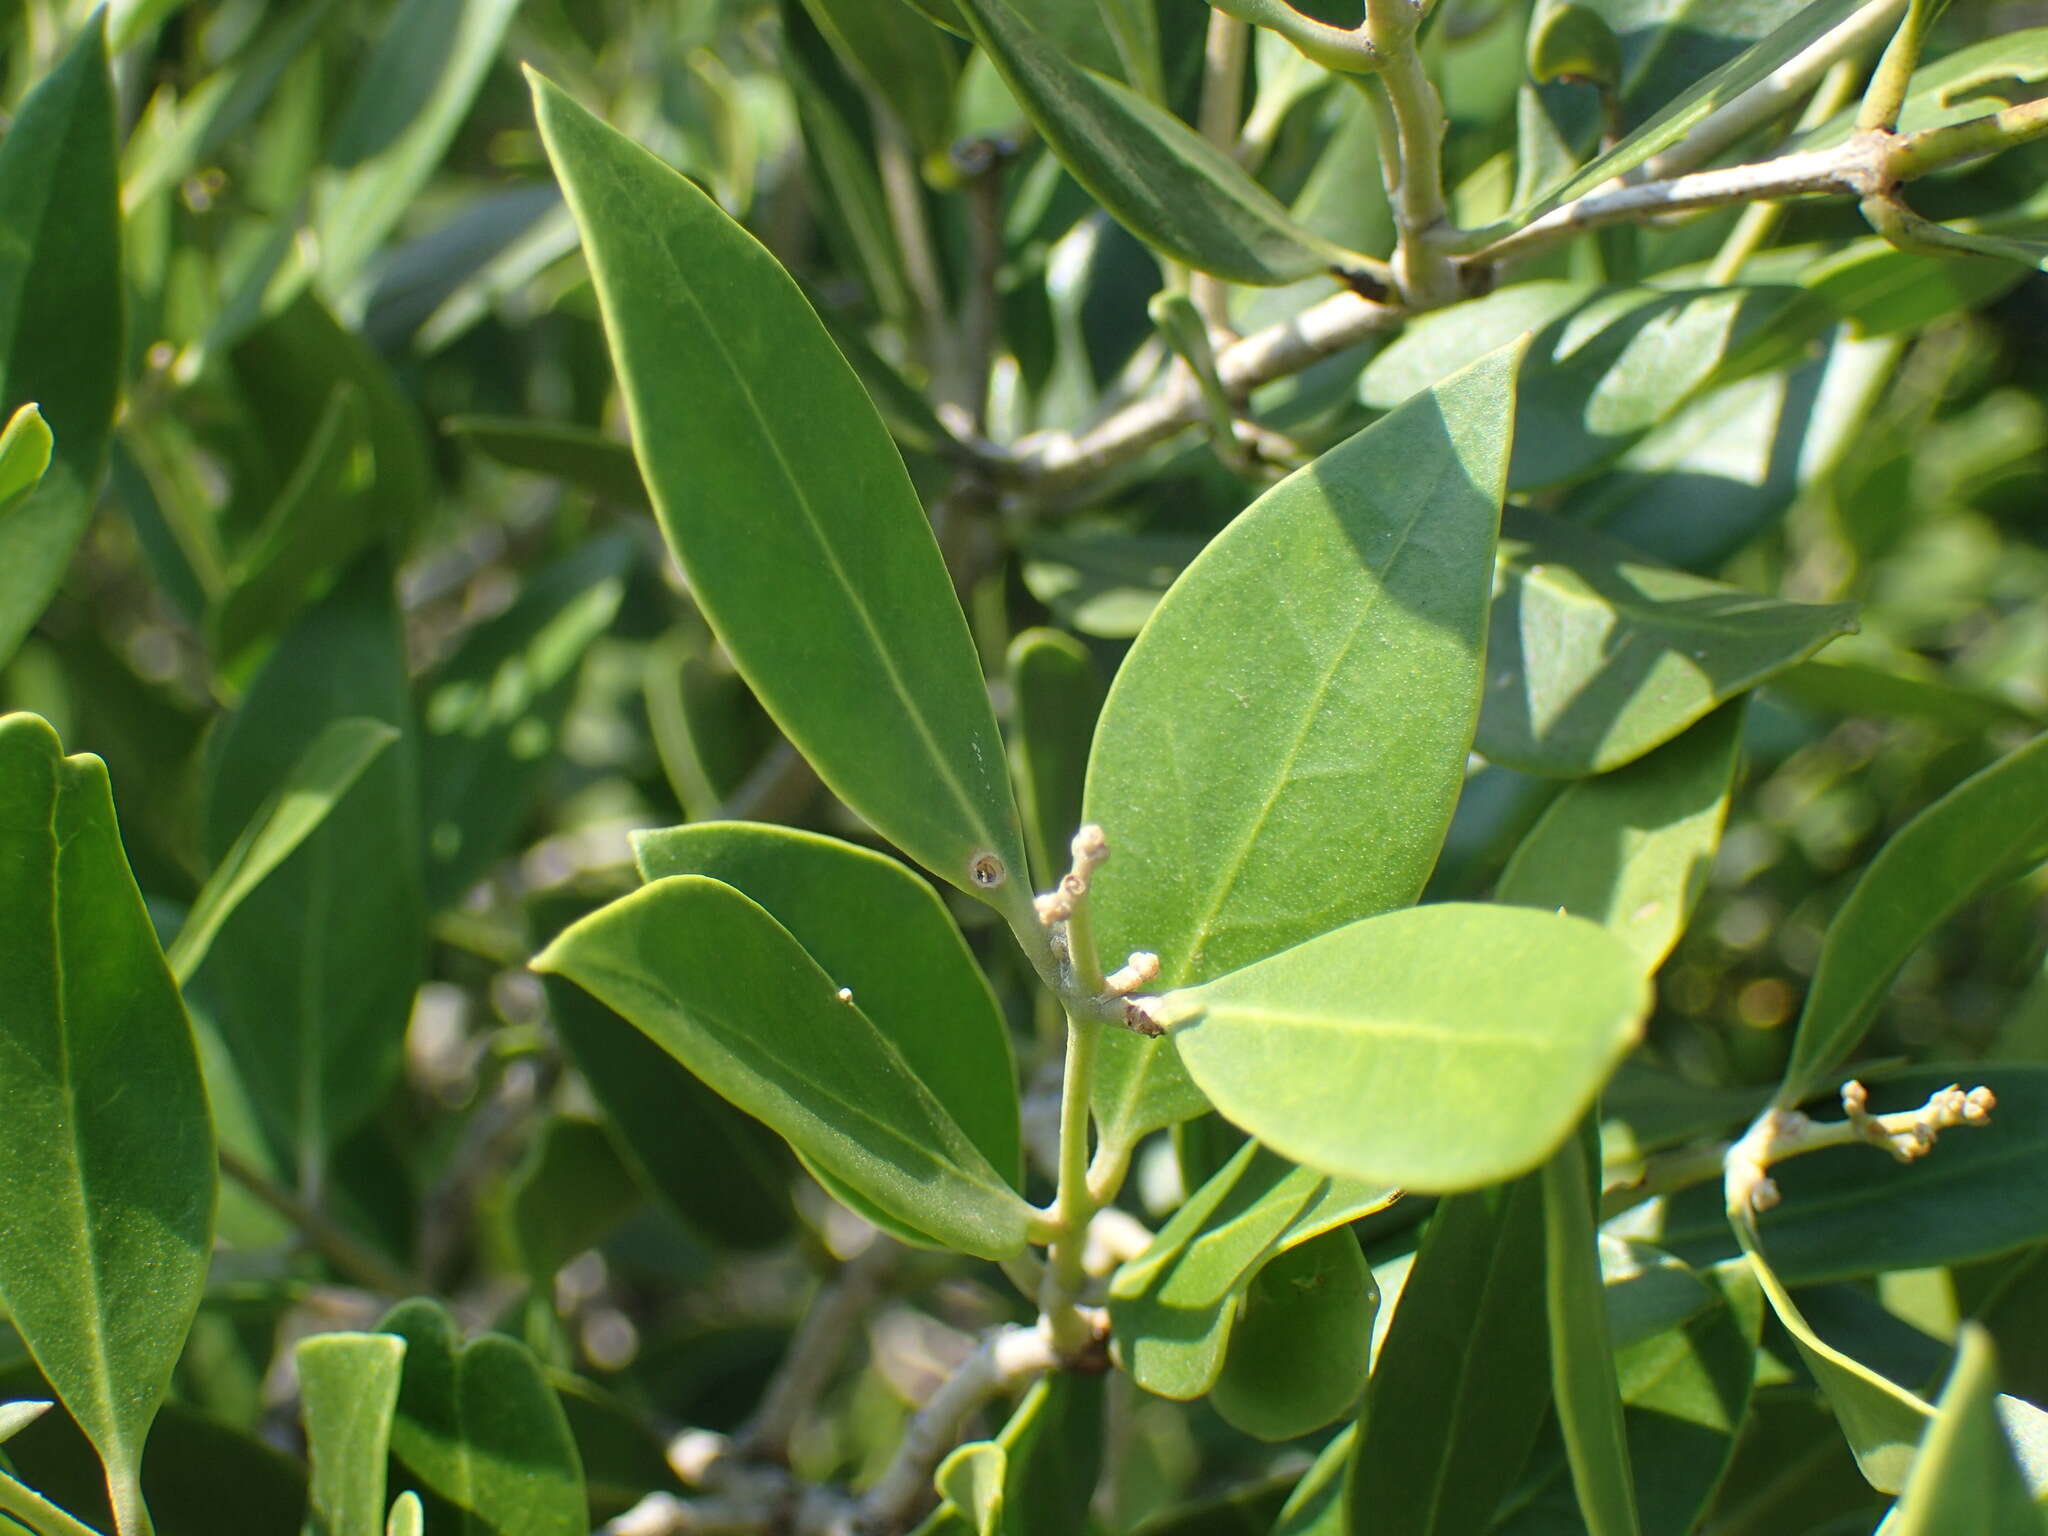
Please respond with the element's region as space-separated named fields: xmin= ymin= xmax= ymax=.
xmin=380 ymin=1300 xmax=585 ymax=1536
xmin=196 ymin=556 xmax=424 ymax=1187
xmin=1529 ymin=4 xmax=1623 ymax=86
xmin=1888 ymin=1326 xmax=2048 ymax=1535
xmin=166 ymin=716 xmax=397 ymax=985
xmin=444 ymin=417 xmax=648 ymax=508
xmin=533 ymin=875 xmax=1035 ymax=1259
xmin=0 ymin=1403 xmax=52 ymax=1446
xmin=1270 ymin=1422 xmax=1353 ymax=1536
xmin=387 ymin=1494 xmax=423 ymax=1536
xmin=1085 ymin=344 xmax=1521 ymax=1152
xmin=932 ymin=1443 xmax=1005 ymax=1536
xmin=1779 ymin=730 xmax=2048 ymax=1103
xmin=1498 ymin=703 xmax=1743 ymax=970
xmin=1211 ymin=1229 xmax=1377 ymax=1443
xmin=633 ymin=822 xmax=1023 ymax=1197
xmin=0 ymin=19 xmax=123 ymax=672
xmin=1020 ymin=531 xmax=1199 ymax=641
xmin=0 ymin=714 xmax=215 ymax=1536
xmin=298 ymin=1333 xmax=407 ymax=1536
xmin=916 ymin=1375 xmax=1104 ymax=1536
xmin=314 ymin=0 xmax=527 ymax=308
xmin=532 ymin=73 xmax=1033 ymax=921
xmin=535 ymin=888 xmax=796 ymax=1252
xmin=643 ymin=630 xmax=786 ymax=824
xmin=1541 ymin=1119 xmax=1642 ymax=1536
xmin=0 ymin=405 xmax=52 ymax=513
xmin=1160 ymin=904 xmax=1649 ymax=1191
xmin=419 ymin=537 xmax=631 ymax=907
xmin=1110 ymin=1139 xmax=1395 ymax=1401
xmin=797 ymin=0 xmax=958 ymax=155
xmin=948 ymin=0 xmax=1340 ymax=284
xmin=1007 ymin=627 xmax=1103 ymax=888
xmin=1348 ymin=1178 xmax=1551 ymax=1536
xmin=1482 ymin=508 xmax=1855 ymax=775
xmin=503 ymin=1115 xmax=643 ymax=1286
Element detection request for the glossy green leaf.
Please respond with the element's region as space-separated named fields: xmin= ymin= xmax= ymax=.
xmin=1499 ymin=704 xmax=1743 ymax=970
xmin=1648 ymin=1067 xmax=2048 ymax=1285
xmin=0 ymin=405 xmax=52 ymax=513
xmin=1541 ymin=1119 xmax=1642 ymax=1536
xmin=503 ymin=1116 xmax=643 ymax=1286
xmin=1110 ymin=1139 xmax=1397 ymax=1400
xmin=949 ymin=0 xmax=1340 ymax=284
xmin=314 ymin=0 xmax=526 ymax=307
xmin=298 ymin=1333 xmax=406 ymax=1536
xmin=419 ymin=537 xmax=631 ymax=906
xmin=0 ymin=19 xmax=123 ymax=673
xmin=633 ymin=822 xmax=1022 ymax=1197
xmin=1160 ymin=904 xmax=1650 ymax=1191
xmin=798 ymin=0 xmax=958 ymax=154
xmin=1085 ymin=344 xmax=1520 ymax=1152
xmin=380 ymin=1300 xmax=585 ymax=1536
xmin=196 ymin=556 xmax=424 ymax=1186
xmin=1362 ymin=283 xmax=1832 ymax=490
xmin=0 ymin=714 xmax=214 ymax=1536
xmin=1211 ymin=1229 xmax=1377 ymax=1443
xmin=1889 ymin=1327 xmax=2048 ymax=1535
xmin=444 ymin=417 xmax=648 ymax=507
xmin=166 ymin=716 xmax=397 ymax=985
xmin=533 ymin=875 xmax=1035 ymax=1259
xmin=532 ymin=73 xmax=1033 ymax=920
xmin=1007 ymin=627 xmax=1103 ymax=888
xmin=1348 ymin=1178 xmax=1551 ymax=1536
xmin=1780 ymin=731 xmax=2048 ymax=1103
xmin=207 ymin=385 xmax=380 ymax=669
xmin=1482 ymin=508 xmax=1854 ymax=775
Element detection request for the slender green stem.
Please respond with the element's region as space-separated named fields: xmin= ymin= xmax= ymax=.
xmin=1890 ymin=95 xmax=2048 ymax=178
xmin=1204 ymin=0 xmax=1380 ymax=73
xmin=0 ymin=1472 xmax=109 ymax=1536
xmin=1856 ymin=0 xmax=1936 ymax=134
xmin=218 ymin=1146 xmax=419 ymax=1296
xmin=1039 ymin=1014 xmax=1104 ymax=1357
xmin=1363 ymin=0 xmax=1457 ymax=306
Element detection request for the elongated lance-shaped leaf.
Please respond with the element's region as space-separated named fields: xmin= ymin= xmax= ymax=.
xmin=530 ymin=73 xmax=1035 ymax=932
xmin=1157 ymin=903 xmax=1649 ymax=1191
xmin=533 ymin=875 xmax=1037 ymax=1260
xmin=1084 ymin=343 xmax=1523 ymax=1154
xmin=380 ymin=1300 xmax=585 ymax=1536
xmin=1779 ymin=730 xmax=2048 ymax=1104
xmin=1499 ymin=704 xmax=1744 ymax=971
xmin=299 ymin=1333 xmax=407 ymax=1536
xmin=796 ymin=0 xmax=958 ymax=155
xmin=1541 ymin=1118 xmax=1642 ymax=1536
xmin=0 ymin=714 xmax=215 ymax=1536
xmin=1349 ymin=1177 xmax=1552 ymax=1536
xmin=1886 ymin=1326 xmax=2048 ymax=1534
xmin=0 ymin=18 xmax=123 ymax=672
xmin=949 ymin=0 xmax=1341 ymax=284
xmin=167 ymin=716 xmax=397 ymax=985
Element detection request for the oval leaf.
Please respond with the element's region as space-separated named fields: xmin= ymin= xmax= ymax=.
xmin=0 ymin=713 xmax=215 ymax=1535
xmin=1161 ymin=903 xmax=1650 ymax=1191
xmin=1085 ymin=343 xmax=1522 ymax=1152
xmin=530 ymin=73 xmax=1032 ymax=918
xmin=1210 ymin=1229 xmax=1377 ymax=1443
xmin=532 ymin=875 xmax=1035 ymax=1259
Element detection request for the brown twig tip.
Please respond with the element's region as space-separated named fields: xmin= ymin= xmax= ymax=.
xmin=1036 ymin=826 xmax=1112 ymax=926
xmin=1842 ymin=1080 xmax=1996 ymax=1163
xmin=1120 ymin=997 xmax=1168 ymax=1037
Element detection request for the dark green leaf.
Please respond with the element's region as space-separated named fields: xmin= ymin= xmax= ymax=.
xmin=1007 ymin=627 xmax=1103 ymax=888
xmin=1211 ymin=1230 xmax=1377 ymax=1443
xmin=299 ymin=1332 xmax=406 ymax=1536
xmin=532 ymin=73 xmax=1034 ymax=921
xmin=797 ymin=0 xmax=958 ymax=154
xmin=0 ymin=713 xmax=214 ymax=1536
xmin=1085 ymin=345 xmax=1520 ymax=1152
xmin=1161 ymin=904 xmax=1649 ymax=1191
xmin=444 ymin=417 xmax=648 ymax=507
xmin=1481 ymin=508 xmax=1854 ymax=775
xmin=533 ymin=875 xmax=1035 ymax=1259
xmin=949 ymin=0 xmax=1340 ymax=284
xmin=1780 ymin=731 xmax=2048 ymax=1103
xmin=1348 ymin=1178 xmax=1550 ymax=1536
xmin=381 ymin=1300 xmax=585 ymax=1536
xmin=503 ymin=1116 xmax=644 ymax=1286
xmin=1498 ymin=704 xmax=1743 ymax=970
xmin=0 ymin=19 xmax=123 ymax=671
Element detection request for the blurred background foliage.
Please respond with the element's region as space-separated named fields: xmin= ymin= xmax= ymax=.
xmin=4 ymin=0 xmax=2048 ymax=1529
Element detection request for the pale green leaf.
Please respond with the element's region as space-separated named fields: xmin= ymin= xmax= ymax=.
xmin=0 ymin=714 xmax=214 ymax=1536
xmin=386 ymin=1494 xmax=423 ymax=1536
xmin=532 ymin=875 xmax=1035 ymax=1260
xmin=1085 ymin=344 xmax=1521 ymax=1152
xmin=1162 ymin=904 xmax=1650 ymax=1191
xmin=0 ymin=404 xmax=53 ymax=515
xmin=531 ymin=73 xmax=1033 ymax=922
xmin=299 ymin=1333 xmax=407 ymax=1536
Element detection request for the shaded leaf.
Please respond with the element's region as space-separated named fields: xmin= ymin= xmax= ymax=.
xmin=1211 ymin=1230 xmax=1377 ymax=1443
xmin=1162 ymin=904 xmax=1649 ymax=1191
xmin=503 ymin=1116 xmax=643 ymax=1287
xmin=1007 ymin=627 xmax=1103 ymax=888
xmin=533 ymin=876 xmax=1035 ymax=1259
xmin=444 ymin=416 xmax=647 ymax=507
xmin=798 ymin=0 xmax=958 ymax=154
xmin=1085 ymin=345 xmax=1520 ymax=1152
xmin=1270 ymin=1422 xmax=1352 ymax=1536
xmin=0 ymin=714 xmax=214 ymax=1536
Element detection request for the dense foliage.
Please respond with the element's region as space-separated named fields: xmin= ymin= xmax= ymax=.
xmin=3 ymin=1 xmax=2048 ymax=1534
